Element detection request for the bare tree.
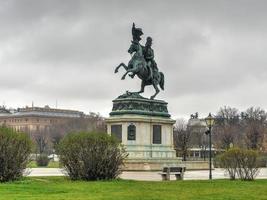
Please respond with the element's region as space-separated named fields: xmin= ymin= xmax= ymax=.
xmin=32 ymin=129 xmax=50 ymax=154
xmin=213 ymin=106 xmax=242 ymax=149
xmin=173 ymin=119 xmax=191 ymax=161
xmin=86 ymin=112 xmax=106 ymax=132
xmin=49 ymin=112 xmax=106 ymax=148
xmin=179 ymin=106 xmax=267 ymax=154
xmin=242 ymin=107 xmax=266 ymax=150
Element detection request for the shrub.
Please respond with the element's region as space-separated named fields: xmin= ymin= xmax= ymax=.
xmin=237 ymin=149 xmax=259 ymax=180
xmin=219 ymin=148 xmax=240 ymax=180
xmin=0 ymin=126 xmax=32 ymax=182
xmin=57 ymin=132 xmax=128 ymax=180
xmin=219 ymin=148 xmax=260 ymax=181
xmin=36 ymin=154 xmax=50 ymax=167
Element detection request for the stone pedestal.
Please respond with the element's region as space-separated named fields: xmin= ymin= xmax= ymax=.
xmin=106 ymin=92 xmax=181 ymax=170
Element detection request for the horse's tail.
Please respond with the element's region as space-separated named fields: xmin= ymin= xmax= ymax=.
xmin=159 ymin=72 xmax=164 ymax=90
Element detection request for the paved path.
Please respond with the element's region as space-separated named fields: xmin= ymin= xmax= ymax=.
xmin=25 ymin=168 xmax=65 ymax=177
xmin=26 ymin=168 xmax=267 ymax=181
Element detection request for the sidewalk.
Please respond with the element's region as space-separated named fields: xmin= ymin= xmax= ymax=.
xmin=26 ymin=168 xmax=267 ymax=181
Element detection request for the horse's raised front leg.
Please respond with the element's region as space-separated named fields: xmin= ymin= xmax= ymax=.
xmin=121 ymin=71 xmax=129 ymax=80
xmin=151 ymin=82 xmax=160 ymax=99
xmin=122 ymin=66 xmax=136 ymax=80
xmin=115 ymin=63 xmax=128 ymax=73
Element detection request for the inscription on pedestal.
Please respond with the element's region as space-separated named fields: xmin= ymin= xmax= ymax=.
xmin=153 ymin=125 xmax=162 ymax=144
xmin=127 ymin=124 xmax=136 ymax=140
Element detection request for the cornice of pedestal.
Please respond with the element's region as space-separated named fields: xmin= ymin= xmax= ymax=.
xmin=106 ymin=114 xmax=176 ymax=124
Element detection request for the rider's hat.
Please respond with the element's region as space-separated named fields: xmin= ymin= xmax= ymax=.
xmin=132 ymin=23 xmax=143 ymax=42
xmin=146 ymin=36 xmax=152 ymax=42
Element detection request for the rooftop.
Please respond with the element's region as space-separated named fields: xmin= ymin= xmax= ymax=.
xmin=0 ymin=105 xmax=84 ymax=118
xmin=0 ymin=106 xmax=11 ymax=116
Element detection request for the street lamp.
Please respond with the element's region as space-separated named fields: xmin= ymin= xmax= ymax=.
xmin=205 ymin=113 xmax=215 ymax=180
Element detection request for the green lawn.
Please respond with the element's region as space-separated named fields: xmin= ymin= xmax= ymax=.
xmin=0 ymin=177 xmax=266 ymax=200
xmin=27 ymin=161 xmax=60 ymax=168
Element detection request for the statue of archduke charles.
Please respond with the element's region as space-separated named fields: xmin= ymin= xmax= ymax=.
xmin=115 ymin=23 xmax=165 ymax=100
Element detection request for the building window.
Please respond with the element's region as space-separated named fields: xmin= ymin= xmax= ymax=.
xmin=127 ymin=124 xmax=136 ymax=140
xmin=111 ymin=125 xmax=122 ymax=143
xmin=153 ymin=125 xmax=162 ymax=144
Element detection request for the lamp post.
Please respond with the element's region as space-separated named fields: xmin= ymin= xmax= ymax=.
xmin=205 ymin=113 xmax=215 ymax=180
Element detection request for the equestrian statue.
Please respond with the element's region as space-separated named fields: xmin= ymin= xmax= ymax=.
xmin=114 ymin=23 xmax=165 ymax=99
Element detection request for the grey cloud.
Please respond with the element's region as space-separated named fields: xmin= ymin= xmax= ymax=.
xmin=0 ymin=0 xmax=267 ymax=117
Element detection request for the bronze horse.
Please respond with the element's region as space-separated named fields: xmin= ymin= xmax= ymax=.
xmin=115 ymin=41 xmax=164 ymax=99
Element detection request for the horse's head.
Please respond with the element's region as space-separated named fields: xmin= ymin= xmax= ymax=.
xmin=128 ymin=41 xmax=142 ymax=56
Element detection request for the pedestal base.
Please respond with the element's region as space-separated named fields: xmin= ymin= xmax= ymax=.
xmin=106 ymin=93 xmax=179 ymax=171
xmin=106 ymin=114 xmax=180 ymax=170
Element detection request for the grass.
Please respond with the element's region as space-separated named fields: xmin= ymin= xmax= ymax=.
xmin=0 ymin=177 xmax=266 ymax=200
xmin=27 ymin=161 xmax=60 ymax=168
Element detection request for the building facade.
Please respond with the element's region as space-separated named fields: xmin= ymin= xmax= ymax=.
xmin=0 ymin=105 xmax=85 ymax=133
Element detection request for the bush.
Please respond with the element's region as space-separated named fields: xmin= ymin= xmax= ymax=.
xmin=219 ymin=148 xmax=260 ymax=181
xmin=0 ymin=126 xmax=32 ymax=182
xmin=36 ymin=154 xmax=50 ymax=167
xmin=57 ymin=132 xmax=128 ymax=180
xmin=219 ymin=148 xmax=239 ymax=180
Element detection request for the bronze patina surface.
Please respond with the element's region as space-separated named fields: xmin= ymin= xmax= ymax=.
xmin=115 ymin=23 xmax=165 ymax=100
xmin=110 ymin=91 xmax=170 ymax=118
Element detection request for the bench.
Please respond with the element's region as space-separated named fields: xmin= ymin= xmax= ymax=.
xmin=159 ymin=167 xmax=186 ymax=181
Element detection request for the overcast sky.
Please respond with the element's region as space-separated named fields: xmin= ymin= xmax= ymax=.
xmin=0 ymin=0 xmax=267 ymax=119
